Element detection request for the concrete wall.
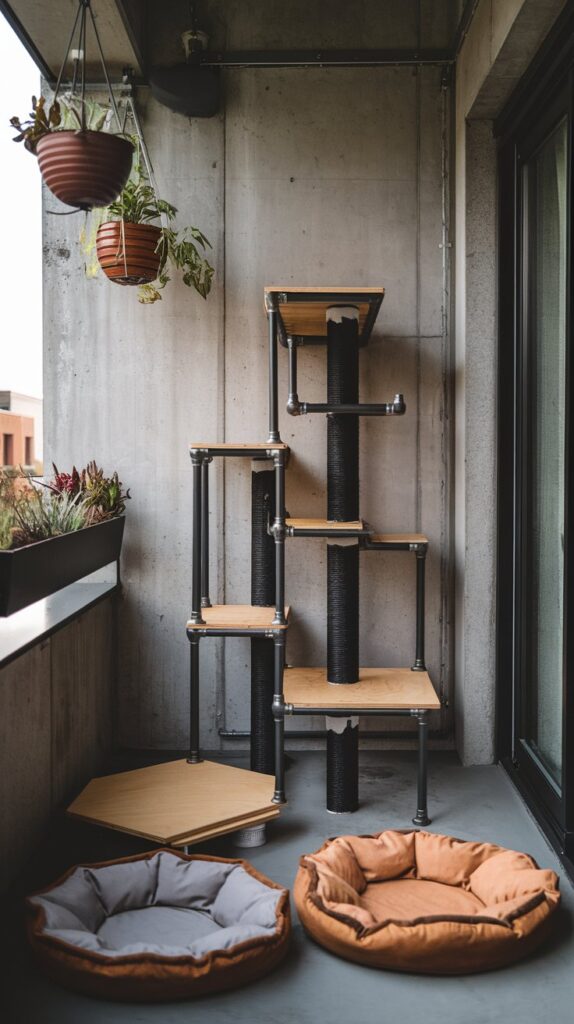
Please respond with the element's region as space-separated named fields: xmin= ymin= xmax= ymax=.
xmin=43 ymin=1 xmax=458 ymax=752
xmin=453 ymin=0 xmax=566 ymax=764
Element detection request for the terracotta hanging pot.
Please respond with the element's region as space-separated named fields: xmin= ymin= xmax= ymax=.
xmin=36 ymin=131 xmax=134 ymax=210
xmin=96 ymin=221 xmax=163 ymax=285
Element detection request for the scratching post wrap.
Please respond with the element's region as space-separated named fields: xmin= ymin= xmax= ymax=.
xmin=250 ymin=466 xmax=276 ymax=774
xmin=326 ymin=307 xmax=360 ymax=813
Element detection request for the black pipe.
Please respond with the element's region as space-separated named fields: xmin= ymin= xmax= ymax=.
xmin=201 ymin=460 xmax=211 ymax=607
xmin=302 ymin=398 xmax=405 ymax=416
xmin=268 ymin=308 xmax=280 ymax=442
xmin=189 ymin=456 xmax=204 ymax=625
xmin=412 ymin=549 xmax=426 ymax=670
xmin=272 ymin=634 xmax=286 ymax=803
xmin=250 ymin=468 xmax=275 ymax=774
xmin=326 ymin=309 xmax=360 ymax=812
xmin=413 ymin=713 xmax=431 ymax=825
xmin=187 ymin=635 xmax=202 ymax=763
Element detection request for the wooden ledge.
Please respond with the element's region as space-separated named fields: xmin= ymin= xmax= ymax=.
xmin=286 ymin=518 xmax=368 ymax=536
xmin=265 ymin=286 xmax=385 ymax=342
xmin=284 ymin=667 xmax=440 ymax=710
xmin=368 ymin=533 xmax=429 ymax=545
xmin=190 ymin=441 xmax=289 ymax=453
xmin=67 ymin=759 xmax=280 ymax=845
xmin=187 ymin=605 xmax=290 ymax=631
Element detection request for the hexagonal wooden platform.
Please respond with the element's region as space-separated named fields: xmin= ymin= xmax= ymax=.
xmin=67 ymin=759 xmax=280 ymax=845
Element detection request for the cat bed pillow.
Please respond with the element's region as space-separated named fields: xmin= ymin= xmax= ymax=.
xmin=294 ymin=829 xmax=559 ymax=974
xmin=27 ymin=849 xmax=290 ymax=1001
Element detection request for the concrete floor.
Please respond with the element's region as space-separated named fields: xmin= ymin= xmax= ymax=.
xmin=3 ymin=751 xmax=574 ymax=1023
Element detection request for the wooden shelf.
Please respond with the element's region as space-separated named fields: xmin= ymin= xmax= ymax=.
xmin=67 ymin=759 xmax=280 ymax=845
xmin=189 ymin=442 xmax=289 ymax=456
xmin=173 ymin=808 xmax=280 ymax=848
xmin=286 ymin=518 xmax=368 ymax=536
xmin=368 ymin=533 xmax=428 ymax=546
xmin=187 ymin=605 xmax=290 ymax=631
xmin=284 ymin=667 xmax=440 ymax=710
xmin=264 ymin=286 xmax=385 ymax=344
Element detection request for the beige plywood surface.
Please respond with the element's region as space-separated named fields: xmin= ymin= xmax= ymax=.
xmin=190 ymin=442 xmax=289 ymax=451
xmin=284 ymin=520 xmax=362 ymax=528
xmin=284 ymin=667 xmax=440 ymax=710
xmin=187 ymin=605 xmax=290 ymax=630
xmin=265 ymin=286 xmax=385 ymax=338
xmin=173 ymin=808 xmax=280 ymax=847
xmin=265 ymin=286 xmax=386 ymax=295
xmin=370 ymin=533 xmax=429 ymax=544
xmin=68 ymin=759 xmax=278 ymax=844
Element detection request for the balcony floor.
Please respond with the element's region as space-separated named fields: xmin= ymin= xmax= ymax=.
xmin=4 ymin=751 xmax=574 ymax=1024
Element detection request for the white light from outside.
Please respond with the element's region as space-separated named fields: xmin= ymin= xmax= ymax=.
xmin=0 ymin=13 xmax=42 ymax=399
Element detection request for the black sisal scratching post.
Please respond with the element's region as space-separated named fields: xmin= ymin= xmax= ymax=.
xmin=326 ymin=307 xmax=360 ymax=813
xmin=250 ymin=466 xmax=276 ymax=774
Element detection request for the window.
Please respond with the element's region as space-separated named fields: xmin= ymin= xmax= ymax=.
xmin=25 ymin=436 xmax=33 ymax=466
xmin=2 ymin=433 xmax=14 ymax=467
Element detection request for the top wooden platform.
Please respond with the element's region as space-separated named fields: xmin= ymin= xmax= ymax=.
xmin=187 ymin=605 xmax=290 ymax=632
xmin=264 ymin=286 xmax=385 ymax=345
xmin=190 ymin=442 xmax=289 ymax=457
xmin=286 ymin=518 xmax=369 ymax=537
xmin=367 ymin=533 xmax=428 ymax=548
xmin=284 ymin=667 xmax=440 ymax=710
xmin=67 ymin=759 xmax=280 ymax=845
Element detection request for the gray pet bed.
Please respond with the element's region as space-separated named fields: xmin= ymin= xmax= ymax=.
xmin=27 ymin=850 xmax=291 ymax=1001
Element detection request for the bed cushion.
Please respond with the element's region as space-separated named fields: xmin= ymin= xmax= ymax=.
xmin=27 ymin=850 xmax=291 ymax=1001
xmin=294 ymin=829 xmax=560 ymax=974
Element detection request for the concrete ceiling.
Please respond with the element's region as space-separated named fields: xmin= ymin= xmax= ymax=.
xmin=1 ymin=0 xmax=145 ymax=81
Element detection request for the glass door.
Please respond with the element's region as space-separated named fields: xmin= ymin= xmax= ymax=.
xmin=498 ymin=71 xmax=574 ymax=865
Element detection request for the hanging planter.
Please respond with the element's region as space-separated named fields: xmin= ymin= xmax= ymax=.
xmin=36 ymin=130 xmax=133 ymax=210
xmin=96 ymin=221 xmax=162 ymax=285
xmin=9 ymin=0 xmax=134 ymax=210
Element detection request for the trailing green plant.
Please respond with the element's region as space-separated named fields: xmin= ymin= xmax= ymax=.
xmin=0 ymin=462 xmax=130 ymax=550
xmin=92 ymin=170 xmax=214 ymax=303
xmin=9 ymin=93 xmax=113 ymax=152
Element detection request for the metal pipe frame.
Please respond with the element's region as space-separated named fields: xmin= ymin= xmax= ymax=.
xmin=199 ymin=49 xmax=453 ymax=69
xmin=272 ymin=632 xmax=287 ymax=803
xmin=267 ymin=303 xmax=280 ymax=442
xmin=271 ymin=451 xmax=287 ymax=625
xmin=187 ymin=633 xmax=203 ymax=763
xmin=285 ymin=338 xmax=405 ymax=416
xmin=301 ymin=399 xmax=406 ymax=416
xmin=412 ymin=548 xmax=427 ymax=671
xmin=412 ymin=712 xmax=430 ymax=825
xmin=361 ymin=539 xmax=428 ymax=672
xmin=189 ymin=453 xmax=205 ymax=625
xmin=201 ymin=459 xmax=211 ymax=608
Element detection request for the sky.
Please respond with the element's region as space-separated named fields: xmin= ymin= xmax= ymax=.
xmin=0 ymin=13 xmax=42 ymax=399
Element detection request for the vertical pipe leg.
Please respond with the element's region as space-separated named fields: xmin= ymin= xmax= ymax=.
xmin=251 ymin=464 xmax=276 ymax=774
xmin=268 ymin=307 xmax=280 ymax=442
xmin=201 ymin=459 xmax=211 ymax=608
xmin=187 ymin=634 xmax=202 ymax=763
xmin=272 ymin=633 xmax=286 ymax=804
xmin=412 ymin=711 xmax=430 ymax=825
xmin=287 ymin=336 xmax=299 ymax=414
xmin=272 ymin=451 xmax=286 ymax=625
xmin=189 ymin=455 xmax=205 ymax=625
xmin=412 ymin=547 xmax=426 ymax=670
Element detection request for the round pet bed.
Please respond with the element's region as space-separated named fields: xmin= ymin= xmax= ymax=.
xmin=294 ymin=829 xmax=560 ymax=974
xmin=27 ymin=849 xmax=290 ymax=1001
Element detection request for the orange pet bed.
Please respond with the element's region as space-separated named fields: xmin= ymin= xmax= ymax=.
xmin=294 ymin=829 xmax=560 ymax=974
xmin=26 ymin=849 xmax=291 ymax=1001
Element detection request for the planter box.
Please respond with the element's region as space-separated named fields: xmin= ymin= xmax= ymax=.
xmin=0 ymin=516 xmax=125 ymax=617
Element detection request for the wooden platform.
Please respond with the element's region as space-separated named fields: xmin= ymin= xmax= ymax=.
xmin=265 ymin=286 xmax=385 ymax=344
xmin=369 ymin=533 xmax=428 ymax=545
xmin=67 ymin=759 xmax=280 ymax=845
xmin=187 ymin=605 xmax=290 ymax=631
xmin=189 ymin=442 xmax=289 ymax=454
xmin=286 ymin=518 xmax=368 ymax=536
xmin=284 ymin=667 xmax=440 ymax=710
